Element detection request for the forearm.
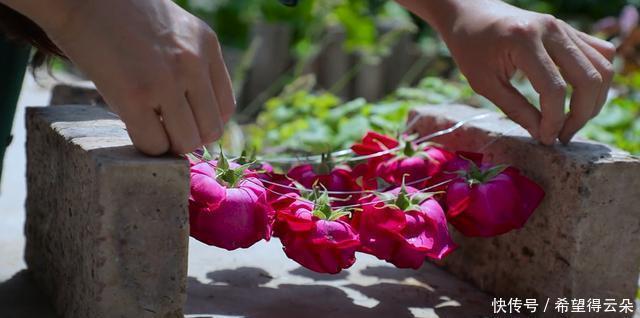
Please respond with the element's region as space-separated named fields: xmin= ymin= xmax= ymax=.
xmin=0 ymin=0 xmax=85 ymax=33
xmin=395 ymin=0 xmax=462 ymax=34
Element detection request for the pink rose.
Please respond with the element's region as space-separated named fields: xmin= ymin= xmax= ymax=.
xmin=353 ymin=186 xmax=456 ymax=269
xmin=189 ymin=160 xmax=275 ymax=250
xmin=274 ymin=194 xmax=360 ymax=274
xmin=287 ymin=164 xmax=360 ymax=206
xmin=377 ymin=144 xmax=455 ymax=189
xmin=444 ymin=157 xmax=545 ymax=237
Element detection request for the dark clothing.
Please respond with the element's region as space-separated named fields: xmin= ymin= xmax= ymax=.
xmin=0 ymin=35 xmax=30 ymax=181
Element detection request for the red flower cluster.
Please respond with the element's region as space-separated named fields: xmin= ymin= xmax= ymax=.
xmin=188 ymin=131 xmax=545 ymax=274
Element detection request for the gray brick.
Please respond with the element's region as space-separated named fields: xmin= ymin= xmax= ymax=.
xmin=25 ymin=105 xmax=189 ymax=318
xmin=409 ymin=104 xmax=640 ymax=307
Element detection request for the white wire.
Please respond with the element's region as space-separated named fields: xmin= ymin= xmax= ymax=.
xmin=188 ymin=110 xmax=517 ymax=209
xmin=256 ymin=112 xmax=497 ymax=164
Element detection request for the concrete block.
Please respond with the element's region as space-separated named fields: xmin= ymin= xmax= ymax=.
xmin=25 ymin=105 xmax=189 ymax=318
xmin=408 ymin=105 xmax=640 ymax=306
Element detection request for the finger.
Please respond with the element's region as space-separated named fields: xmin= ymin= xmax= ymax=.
xmin=208 ymin=32 xmax=236 ymax=123
xmin=575 ymin=30 xmax=617 ymax=61
xmin=479 ymin=78 xmax=542 ymax=140
xmin=160 ymin=95 xmax=202 ymax=154
xmin=186 ymin=70 xmax=224 ymax=144
xmin=543 ymin=29 xmax=603 ymax=144
xmin=118 ymin=106 xmax=170 ymax=156
xmin=565 ymin=28 xmax=615 ymax=117
xmin=512 ymin=41 xmax=567 ymax=145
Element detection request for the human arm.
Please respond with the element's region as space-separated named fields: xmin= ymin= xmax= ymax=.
xmin=1 ymin=0 xmax=235 ymax=155
xmin=396 ymin=0 xmax=616 ymax=145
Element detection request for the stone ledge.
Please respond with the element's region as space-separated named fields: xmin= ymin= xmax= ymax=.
xmin=409 ymin=105 xmax=640 ymax=310
xmin=25 ymin=105 xmax=189 ymax=318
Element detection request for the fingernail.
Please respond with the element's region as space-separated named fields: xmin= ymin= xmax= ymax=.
xmin=559 ymin=132 xmax=574 ymax=145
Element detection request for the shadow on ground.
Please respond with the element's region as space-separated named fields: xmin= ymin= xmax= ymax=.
xmin=185 ymin=265 xmax=497 ymax=318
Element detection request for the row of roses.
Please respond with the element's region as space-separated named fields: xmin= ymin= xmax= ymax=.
xmin=188 ymin=132 xmax=545 ymax=274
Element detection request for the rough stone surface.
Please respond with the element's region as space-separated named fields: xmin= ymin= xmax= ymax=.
xmin=409 ymin=105 xmax=640 ymax=310
xmin=26 ymin=105 xmax=189 ymax=318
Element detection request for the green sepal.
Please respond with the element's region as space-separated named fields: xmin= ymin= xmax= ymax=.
xmin=402 ymin=140 xmax=416 ymax=157
xmin=236 ymin=146 xmax=258 ymax=165
xmin=202 ymin=146 xmax=214 ymax=161
xmin=185 ymin=152 xmax=199 ymax=163
xmin=409 ymin=192 xmax=436 ymax=205
xmin=459 ymin=155 xmax=509 ymax=186
xmin=327 ymin=210 xmax=351 ymax=221
xmin=480 ymin=164 xmax=509 ymax=182
xmin=217 ymin=145 xmax=230 ymax=171
xmin=311 ymin=190 xmax=352 ymax=221
xmin=214 ymin=146 xmax=254 ymax=188
xmin=376 ymin=177 xmax=392 ymax=190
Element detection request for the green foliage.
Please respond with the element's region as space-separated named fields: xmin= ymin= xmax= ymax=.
xmin=175 ymin=0 xmax=414 ymax=59
xmin=244 ymin=75 xmax=476 ymax=154
xmin=582 ymin=73 xmax=640 ymax=155
xmin=244 ymin=71 xmax=640 ymax=156
xmin=246 ymin=79 xmax=403 ymax=154
xmin=175 ymin=0 xmax=640 ymax=156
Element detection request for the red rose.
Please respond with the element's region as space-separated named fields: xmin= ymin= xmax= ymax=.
xmin=351 ymin=131 xmax=400 ymax=167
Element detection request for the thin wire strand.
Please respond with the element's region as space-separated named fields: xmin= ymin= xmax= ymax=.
xmin=188 ymin=110 xmax=518 ymax=209
xmin=257 ymin=112 xmax=497 ymax=164
xmin=256 ymin=174 xmax=433 ymax=195
xmin=190 ymin=151 xmax=457 ymax=209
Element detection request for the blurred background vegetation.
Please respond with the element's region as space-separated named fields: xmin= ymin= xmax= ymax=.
xmin=67 ymin=0 xmax=640 ymax=155
xmin=183 ymin=0 xmax=640 ymax=156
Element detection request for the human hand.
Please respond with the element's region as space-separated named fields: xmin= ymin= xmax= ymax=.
xmin=9 ymin=0 xmax=235 ymax=155
xmin=397 ymin=0 xmax=615 ymax=145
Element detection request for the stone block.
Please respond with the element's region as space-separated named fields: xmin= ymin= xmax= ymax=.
xmin=408 ymin=104 xmax=640 ymax=309
xmin=25 ymin=105 xmax=189 ymax=317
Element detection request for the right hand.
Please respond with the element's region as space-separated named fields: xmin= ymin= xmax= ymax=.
xmin=35 ymin=0 xmax=236 ymax=155
xmin=396 ymin=0 xmax=615 ymax=145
